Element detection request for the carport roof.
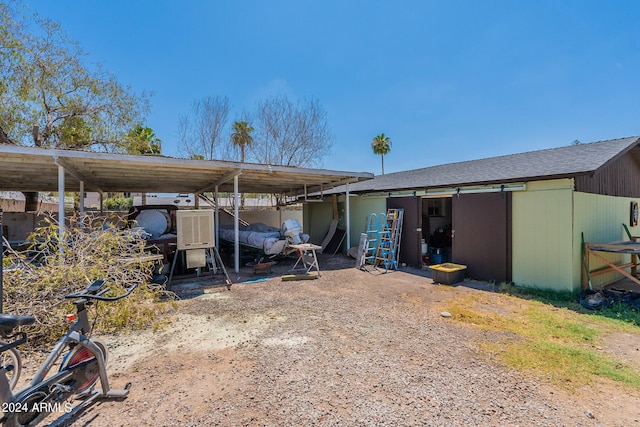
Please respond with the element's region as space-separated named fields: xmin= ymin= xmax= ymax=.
xmin=0 ymin=145 xmax=373 ymax=196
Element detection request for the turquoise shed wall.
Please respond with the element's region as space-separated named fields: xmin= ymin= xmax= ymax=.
xmin=303 ymin=195 xmax=386 ymax=251
xmin=338 ymin=195 xmax=387 ymax=251
xmin=303 ymin=200 xmax=335 ymax=245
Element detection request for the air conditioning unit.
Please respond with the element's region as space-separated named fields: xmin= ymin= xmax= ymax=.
xmin=176 ymin=210 xmax=215 ymax=250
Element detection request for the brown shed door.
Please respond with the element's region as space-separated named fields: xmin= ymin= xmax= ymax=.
xmin=452 ymin=192 xmax=511 ymax=282
xmin=387 ymin=197 xmax=422 ymax=268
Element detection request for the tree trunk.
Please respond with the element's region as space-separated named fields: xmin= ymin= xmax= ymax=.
xmin=23 ymin=192 xmax=39 ymax=212
xmin=0 ymin=125 xmax=15 ymax=145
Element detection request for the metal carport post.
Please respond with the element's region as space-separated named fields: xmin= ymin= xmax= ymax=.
xmin=234 ymin=174 xmax=240 ymax=273
xmin=57 ymin=161 xmax=65 ymax=252
xmin=346 ymin=182 xmax=351 ymax=249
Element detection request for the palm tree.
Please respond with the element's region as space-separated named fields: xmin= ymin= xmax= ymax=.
xmin=125 ymin=124 xmax=162 ymax=154
xmin=371 ymin=133 xmax=392 ymax=175
xmin=231 ymin=121 xmax=254 ymax=209
xmin=231 ymin=121 xmax=254 ymax=163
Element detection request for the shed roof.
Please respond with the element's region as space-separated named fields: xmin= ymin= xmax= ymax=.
xmin=0 ymin=145 xmax=373 ymax=196
xmin=325 ymin=136 xmax=640 ymax=194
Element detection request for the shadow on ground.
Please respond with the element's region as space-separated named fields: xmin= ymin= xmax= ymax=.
xmin=168 ymin=251 xmax=500 ymax=299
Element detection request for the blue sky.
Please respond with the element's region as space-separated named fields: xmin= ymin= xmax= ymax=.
xmin=25 ymin=0 xmax=640 ymax=175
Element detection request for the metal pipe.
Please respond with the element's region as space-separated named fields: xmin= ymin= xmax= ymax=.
xmin=79 ymin=181 xmax=85 ymax=227
xmin=346 ymin=182 xmax=351 ymax=250
xmin=234 ymin=175 xmax=239 ymax=273
xmin=214 ymin=186 xmax=219 ymax=249
xmin=58 ymin=163 xmax=65 ymax=254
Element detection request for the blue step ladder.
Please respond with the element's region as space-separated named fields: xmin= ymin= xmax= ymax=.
xmin=363 ymin=213 xmax=380 ymax=269
xmin=374 ymin=209 xmax=404 ymax=272
xmin=375 ymin=214 xmax=395 ymax=272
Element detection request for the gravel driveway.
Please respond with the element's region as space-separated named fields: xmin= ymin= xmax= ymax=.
xmin=56 ymin=254 xmax=640 ymax=426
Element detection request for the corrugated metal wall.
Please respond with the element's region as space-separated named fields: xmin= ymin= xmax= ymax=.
xmin=512 ymin=179 xmax=575 ymax=291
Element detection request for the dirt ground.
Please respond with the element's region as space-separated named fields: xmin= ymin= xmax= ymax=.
xmin=25 ymin=254 xmax=640 ymax=426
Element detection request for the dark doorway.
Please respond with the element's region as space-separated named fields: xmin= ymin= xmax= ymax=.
xmin=387 ymin=197 xmax=422 ymax=268
xmin=452 ymin=192 xmax=511 ymax=282
xmin=422 ymin=197 xmax=453 ymax=263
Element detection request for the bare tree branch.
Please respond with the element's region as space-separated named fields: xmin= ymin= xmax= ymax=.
xmin=179 ymin=95 xmax=230 ymax=160
xmin=251 ymin=95 xmax=333 ymax=168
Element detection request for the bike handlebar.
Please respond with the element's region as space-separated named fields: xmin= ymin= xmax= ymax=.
xmin=65 ymin=280 xmax=138 ymax=302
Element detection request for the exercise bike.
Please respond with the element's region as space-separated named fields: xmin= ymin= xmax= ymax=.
xmin=0 ymin=279 xmax=136 ymax=426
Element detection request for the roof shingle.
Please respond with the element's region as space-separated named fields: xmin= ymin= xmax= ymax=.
xmin=332 ymin=136 xmax=640 ymax=194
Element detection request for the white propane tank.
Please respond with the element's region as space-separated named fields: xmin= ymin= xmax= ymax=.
xmin=421 ymin=239 xmax=429 ymax=255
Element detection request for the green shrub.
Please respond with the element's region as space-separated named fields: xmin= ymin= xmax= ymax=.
xmin=103 ymin=196 xmax=133 ymax=211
